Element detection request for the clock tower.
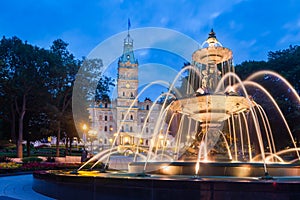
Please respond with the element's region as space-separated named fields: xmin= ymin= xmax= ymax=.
xmin=116 ymin=31 xmax=139 ymax=145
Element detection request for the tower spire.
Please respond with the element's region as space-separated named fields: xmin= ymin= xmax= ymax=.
xmin=119 ymin=19 xmax=137 ymax=65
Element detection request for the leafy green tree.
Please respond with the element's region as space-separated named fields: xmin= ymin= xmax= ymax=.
xmin=0 ymin=36 xmax=49 ymax=158
xmin=72 ymin=58 xmax=115 ymax=135
xmin=43 ymin=39 xmax=80 ymax=157
xmin=235 ymin=45 xmax=300 ymax=148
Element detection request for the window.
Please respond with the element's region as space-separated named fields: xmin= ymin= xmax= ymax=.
xmin=131 ymin=92 xmax=134 ymax=97
xmin=123 ymin=92 xmax=125 ymax=96
xmin=99 ymin=115 xmax=102 ymax=121
xmin=104 ymin=115 xmax=108 ymax=121
xmin=105 ymin=103 xmax=108 ymax=108
xmin=146 ymin=105 xmax=149 ymax=110
xmin=109 ymin=115 xmax=113 ymax=121
xmin=109 ymin=125 xmax=113 ymax=132
xmin=130 ymin=127 xmax=133 ymax=132
xmin=121 ymin=126 xmax=124 ymax=132
xmin=104 ymin=126 xmax=107 ymax=132
xmin=122 ymin=113 xmax=124 ymax=120
xmin=130 ymin=115 xmax=133 ymax=120
xmin=141 ymin=117 xmax=144 ymax=123
xmin=146 ymin=127 xmax=149 ymax=133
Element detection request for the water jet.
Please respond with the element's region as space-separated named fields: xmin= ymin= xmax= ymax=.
xmin=33 ymin=29 xmax=300 ymax=200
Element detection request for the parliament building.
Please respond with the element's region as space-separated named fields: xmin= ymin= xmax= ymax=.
xmin=88 ymin=31 xmax=173 ymax=151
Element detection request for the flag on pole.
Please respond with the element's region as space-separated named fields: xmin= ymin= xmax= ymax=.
xmin=128 ymin=18 xmax=131 ymax=30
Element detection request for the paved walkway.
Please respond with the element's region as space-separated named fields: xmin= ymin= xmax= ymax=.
xmin=0 ymin=174 xmax=53 ymax=200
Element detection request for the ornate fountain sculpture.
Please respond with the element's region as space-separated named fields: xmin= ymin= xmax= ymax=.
xmin=169 ymin=29 xmax=255 ymax=161
xmin=170 ymin=30 xmax=254 ymax=160
xmin=127 ymin=30 xmax=299 ymax=177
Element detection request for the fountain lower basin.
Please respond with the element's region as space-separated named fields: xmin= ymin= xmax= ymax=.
xmin=128 ymin=161 xmax=300 ymax=177
xmin=33 ymin=168 xmax=300 ymax=200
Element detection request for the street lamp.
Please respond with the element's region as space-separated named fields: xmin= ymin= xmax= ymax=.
xmin=88 ymin=130 xmax=97 ymax=154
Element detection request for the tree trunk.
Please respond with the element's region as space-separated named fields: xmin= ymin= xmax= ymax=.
xmin=65 ymin=136 xmax=69 ymax=156
xmin=10 ymin=103 xmax=16 ymax=142
xmin=26 ymin=139 xmax=30 ymax=157
xmin=69 ymin=137 xmax=73 ymax=156
xmin=56 ymin=122 xmax=61 ymax=157
xmin=17 ymin=95 xmax=26 ymax=158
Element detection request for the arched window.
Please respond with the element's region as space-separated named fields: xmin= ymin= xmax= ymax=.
xmin=104 ymin=115 xmax=107 ymax=121
xmin=146 ymin=105 xmax=149 ymax=110
xmin=122 ymin=113 xmax=124 ymax=120
xmin=105 ymin=103 xmax=108 ymax=108
xmin=104 ymin=126 xmax=107 ymax=132
xmin=130 ymin=115 xmax=133 ymax=120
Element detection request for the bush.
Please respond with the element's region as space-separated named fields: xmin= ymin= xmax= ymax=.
xmin=46 ymin=157 xmax=55 ymax=162
xmin=0 ymin=162 xmax=21 ymax=169
xmin=22 ymin=157 xmax=43 ymax=163
xmin=0 ymin=156 xmax=12 ymax=162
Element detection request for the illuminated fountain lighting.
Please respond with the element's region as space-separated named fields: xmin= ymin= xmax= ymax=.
xmin=126 ymin=29 xmax=300 ymax=177
xmin=33 ymin=30 xmax=300 ymax=199
xmin=76 ymin=29 xmax=299 ymax=177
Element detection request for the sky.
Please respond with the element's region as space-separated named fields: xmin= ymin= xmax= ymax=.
xmin=1 ymin=0 xmax=300 ymax=65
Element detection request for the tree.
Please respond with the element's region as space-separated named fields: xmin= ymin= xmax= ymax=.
xmin=235 ymin=45 xmax=300 ymax=148
xmin=44 ymin=39 xmax=80 ymax=157
xmin=72 ymin=58 xmax=115 ymax=135
xmin=0 ymin=36 xmax=49 ymax=158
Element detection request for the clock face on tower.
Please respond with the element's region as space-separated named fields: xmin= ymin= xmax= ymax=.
xmin=126 ymin=83 xmax=130 ymax=88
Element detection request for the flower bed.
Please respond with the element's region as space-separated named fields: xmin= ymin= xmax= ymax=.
xmin=0 ymin=161 xmax=81 ymax=174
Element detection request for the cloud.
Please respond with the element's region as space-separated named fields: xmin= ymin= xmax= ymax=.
xmin=239 ymin=39 xmax=257 ymax=48
xmin=278 ymin=32 xmax=300 ymax=45
xmin=279 ymin=17 xmax=300 ymax=45
xmin=210 ymin=12 xmax=221 ymax=20
xmin=283 ymin=18 xmax=300 ymax=30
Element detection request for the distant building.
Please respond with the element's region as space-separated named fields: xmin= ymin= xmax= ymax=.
xmin=88 ymin=31 xmax=172 ymax=151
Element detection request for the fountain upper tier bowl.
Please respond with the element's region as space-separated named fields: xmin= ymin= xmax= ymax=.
xmin=192 ymin=46 xmax=232 ymax=64
xmin=169 ymin=94 xmax=254 ymax=123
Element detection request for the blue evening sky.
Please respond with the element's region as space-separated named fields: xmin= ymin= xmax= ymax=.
xmin=1 ymin=0 xmax=300 ymax=65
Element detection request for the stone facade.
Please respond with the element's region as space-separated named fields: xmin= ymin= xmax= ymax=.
xmin=88 ymin=33 xmax=170 ymax=151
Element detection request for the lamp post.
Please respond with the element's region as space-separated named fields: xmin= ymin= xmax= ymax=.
xmin=88 ymin=130 xmax=97 ymax=154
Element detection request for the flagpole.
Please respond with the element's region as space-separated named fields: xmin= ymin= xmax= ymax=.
xmin=128 ymin=18 xmax=131 ymax=36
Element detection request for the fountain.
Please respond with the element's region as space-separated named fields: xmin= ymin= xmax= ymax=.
xmin=33 ymin=30 xmax=300 ymax=199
